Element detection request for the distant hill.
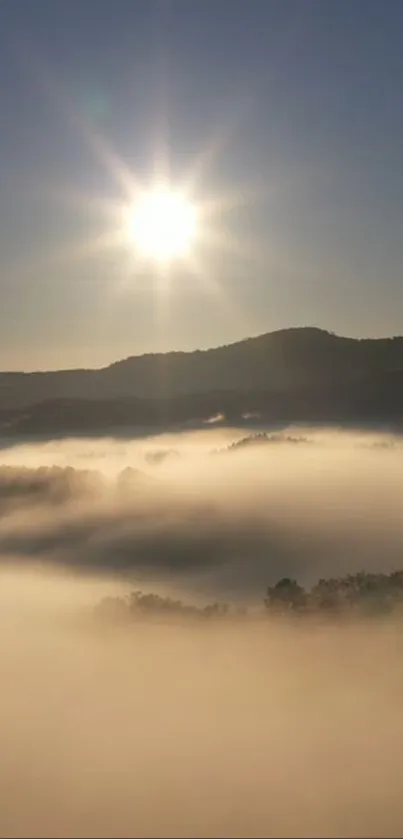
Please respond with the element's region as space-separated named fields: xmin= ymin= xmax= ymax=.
xmin=2 ymin=327 xmax=403 ymax=436
xmin=2 ymin=327 xmax=403 ymax=408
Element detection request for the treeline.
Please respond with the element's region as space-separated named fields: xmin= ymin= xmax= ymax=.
xmin=213 ymin=432 xmax=310 ymax=455
xmin=265 ymin=571 xmax=403 ymax=616
xmin=94 ymin=590 xmax=236 ymax=623
xmin=94 ymin=570 xmax=403 ymax=624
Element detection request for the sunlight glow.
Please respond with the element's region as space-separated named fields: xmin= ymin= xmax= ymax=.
xmin=25 ymin=51 xmax=258 ymax=338
xmin=127 ymin=188 xmax=197 ymax=261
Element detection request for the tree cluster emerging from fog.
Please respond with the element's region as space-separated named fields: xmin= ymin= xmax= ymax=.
xmin=213 ymin=432 xmax=310 ymax=454
xmin=95 ymin=569 xmax=403 ymax=623
xmin=94 ymin=590 xmax=235 ymax=623
xmin=265 ymin=571 xmax=403 ymax=616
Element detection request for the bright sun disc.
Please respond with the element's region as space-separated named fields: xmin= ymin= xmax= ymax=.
xmin=128 ymin=188 xmax=197 ymax=261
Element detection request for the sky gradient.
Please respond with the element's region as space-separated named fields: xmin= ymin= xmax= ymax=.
xmin=1 ymin=0 xmax=403 ymax=370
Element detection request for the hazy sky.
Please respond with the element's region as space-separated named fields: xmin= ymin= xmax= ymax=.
xmin=1 ymin=0 xmax=403 ymax=371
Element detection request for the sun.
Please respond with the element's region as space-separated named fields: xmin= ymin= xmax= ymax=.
xmin=127 ymin=187 xmax=197 ymax=261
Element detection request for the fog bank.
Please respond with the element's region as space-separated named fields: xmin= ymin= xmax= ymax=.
xmin=0 ymin=427 xmax=403 ymax=598
xmin=1 ymin=427 xmax=403 ymax=836
xmin=1 ymin=568 xmax=403 ymax=838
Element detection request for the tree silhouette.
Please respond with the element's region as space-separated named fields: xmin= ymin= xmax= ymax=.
xmin=94 ymin=568 xmax=403 ymax=626
xmin=264 ymin=577 xmax=307 ymax=614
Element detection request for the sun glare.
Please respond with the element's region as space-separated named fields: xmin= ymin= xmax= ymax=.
xmin=127 ymin=187 xmax=197 ymax=261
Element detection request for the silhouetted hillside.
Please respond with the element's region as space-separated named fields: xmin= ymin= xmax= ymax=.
xmin=1 ymin=370 xmax=403 ymax=438
xmin=2 ymin=328 xmax=403 ymax=436
xmin=2 ymin=327 xmax=403 ymax=410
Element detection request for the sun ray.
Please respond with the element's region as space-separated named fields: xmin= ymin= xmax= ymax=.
xmin=12 ymin=31 xmax=268 ymax=335
xmin=14 ymin=36 xmax=140 ymax=200
xmin=7 ymin=228 xmax=128 ymax=290
xmin=184 ymin=252 xmax=252 ymax=337
xmin=40 ymin=180 xmax=122 ymax=219
xmin=200 ymin=183 xmax=269 ymax=219
xmin=179 ymin=95 xmax=256 ymax=194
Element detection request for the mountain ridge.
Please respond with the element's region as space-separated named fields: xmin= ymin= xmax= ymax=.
xmin=2 ymin=327 xmax=403 ymax=425
xmin=3 ymin=326 xmax=402 ymax=376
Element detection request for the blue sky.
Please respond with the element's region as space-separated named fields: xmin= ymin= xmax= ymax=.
xmin=1 ymin=0 xmax=403 ymax=370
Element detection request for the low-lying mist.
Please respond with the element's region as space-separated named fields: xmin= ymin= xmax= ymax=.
xmin=2 ymin=426 xmax=403 ymax=836
xmin=1 ymin=426 xmax=403 ymax=596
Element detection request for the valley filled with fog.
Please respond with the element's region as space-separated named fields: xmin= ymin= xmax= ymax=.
xmin=1 ymin=425 xmax=403 ymax=597
xmin=1 ymin=426 xmax=403 ymax=837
